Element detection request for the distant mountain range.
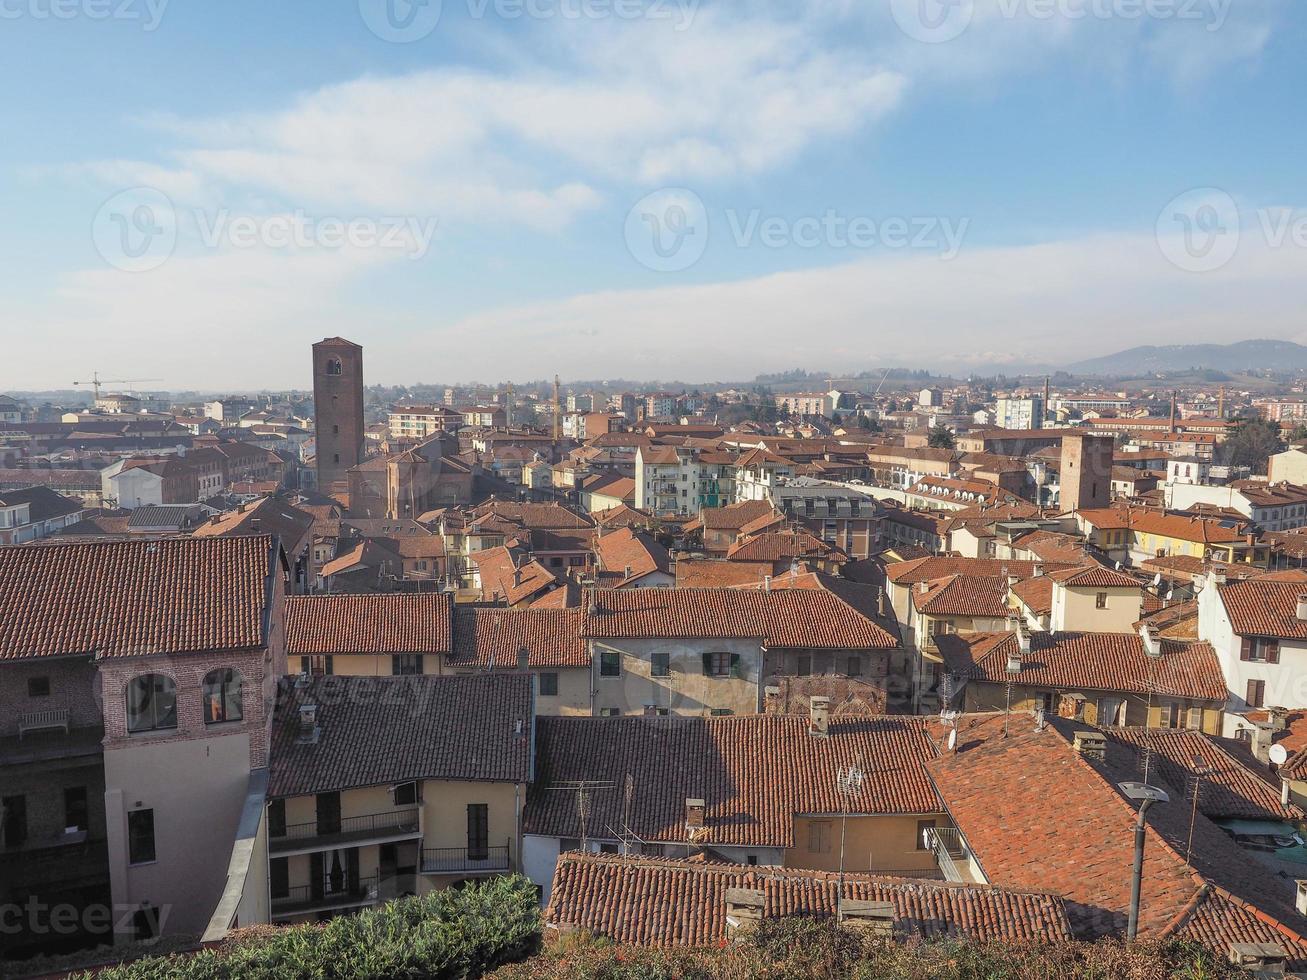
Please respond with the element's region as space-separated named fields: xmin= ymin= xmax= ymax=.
xmin=1066 ymin=339 xmax=1307 ymax=376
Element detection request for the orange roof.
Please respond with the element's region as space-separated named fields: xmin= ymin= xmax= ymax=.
xmin=912 ymin=575 xmax=1011 ymax=618
xmin=284 ymin=593 xmax=453 ymax=655
xmin=1219 ymin=578 xmax=1307 ymax=639
xmin=448 ymin=607 xmax=588 ymax=668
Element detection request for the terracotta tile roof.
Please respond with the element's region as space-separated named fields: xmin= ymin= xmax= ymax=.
xmin=1219 ymin=579 xmax=1307 ymax=639
xmin=268 ymin=673 xmax=533 ymax=798
xmin=449 ymin=607 xmax=588 ymax=668
xmin=1136 ymin=599 xmax=1200 ymax=639
xmin=937 ymin=631 xmax=1227 ymax=701
xmin=0 ymin=535 xmax=276 ymax=660
xmin=697 ymin=500 xmax=775 ymax=531
xmin=726 ymin=529 xmax=845 ymax=563
xmin=529 ymin=580 xmax=581 ymax=608
xmin=581 ymin=587 xmax=898 ymax=649
xmin=593 ymin=503 xmax=652 ymax=529
xmin=284 ymin=593 xmax=453 ymax=655
xmin=1045 ymin=565 xmax=1141 ymax=589
xmin=594 ymin=526 xmax=670 ymax=585
xmin=675 ymin=559 xmax=775 ymax=588
xmin=747 ymin=569 xmax=900 ymax=644
xmin=1104 ymin=728 xmax=1299 ymax=821
xmin=527 ymin=715 xmax=943 ymax=846
xmin=1010 ymin=576 xmax=1053 ymax=616
xmin=736 ymin=510 xmax=786 ymax=537
xmin=545 ymin=853 xmax=1074 ymax=947
xmin=911 ymin=575 xmax=1010 ymax=618
xmin=1010 ymin=531 xmax=1093 ymax=565
xmin=192 ymin=495 xmax=315 ymax=555
xmin=472 ymin=545 xmax=561 ymax=605
xmin=886 ymin=557 xmax=1075 ymax=585
xmin=929 ymin=716 xmax=1307 ymax=954
xmin=472 ymin=499 xmax=595 ymax=530
xmin=1079 ymin=508 xmax=1251 ymax=545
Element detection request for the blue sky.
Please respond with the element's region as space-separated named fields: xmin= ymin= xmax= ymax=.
xmin=2 ymin=0 xmax=1305 ymax=390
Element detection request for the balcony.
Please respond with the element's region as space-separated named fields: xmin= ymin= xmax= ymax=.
xmin=271 ymin=875 xmax=378 ymax=919
xmin=925 ymin=826 xmax=979 ymax=883
xmin=269 ymin=809 xmax=421 ymax=855
xmin=420 ymin=843 xmax=511 ymax=876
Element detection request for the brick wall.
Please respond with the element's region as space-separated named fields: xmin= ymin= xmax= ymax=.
xmin=0 ymin=657 xmax=101 ymax=738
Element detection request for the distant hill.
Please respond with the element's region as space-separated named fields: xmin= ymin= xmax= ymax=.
xmin=1067 ymin=339 xmax=1307 ymax=376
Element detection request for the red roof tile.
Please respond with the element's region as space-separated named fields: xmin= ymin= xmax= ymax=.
xmin=284 ymin=593 xmax=452 ymax=655
xmin=1219 ymin=579 xmax=1307 ymax=639
xmin=449 ymin=607 xmax=588 ymax=668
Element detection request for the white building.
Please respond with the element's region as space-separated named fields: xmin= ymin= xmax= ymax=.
xmin=994 ymin=396 xmax=1044 ymax=430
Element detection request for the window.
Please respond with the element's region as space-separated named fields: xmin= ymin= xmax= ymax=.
xmin=392 ymin=654 xmax=423 ymax=675
xmin=846 ymin=656 xmax=862 ymax=678
xmin=332 ymin=424 xmax=339 ymax=435
xmin=795 ymin=654 xmax=812 ymax=676
xmin=599 ymin=707 xmax=620 ymax=717
xmin=1158 ymin=703 xmax=1178 ymax=729
xmin=710 ymin=708 xmax=734 ymax=716
xmin=64 ymin=786 xmax=88 ymax=832
xmin=126 ymin=674 xmax=177 ymax=733
xmin=538 ymin=672 xmax=559 ymax=696
xmin=1246 ymin=679 xmax=1266 ymax=709
xmin=467 ymin=804 xmax=489 ymax=861
xmin=202 ymin=668 xmax=242 ymax=724
xmin=600 ymin=652 xmax=621 ymax=677
xmin=325 ymin=358 xmax=342 ymax=376
xmin=1 ymin=795 xmax=27 ymax=848
xmin=132 ymin=905 xmax=160 ymax=942
xmin=703 ymin=652 xmax=739 ymax=677
xmin=651 ymin=652 xmax=671 ymax=677
xmin=128 ymin=808 xmax=156 ymax=864
xmin=1240 ymin=636 xmax=1281 ymax=664
xmin=1097 ymin=697 xmax=1125 ymax=726
xmin=393 ymin=781 xmax=421 ymax=806
xmin=916 ymin=819 xmax=936 ymax=851
xmin=270 ymin=857 xmax=290 ymax=900
xmin=807 ymin=820 xmax=833 ymax=853
xmin=1095 ymin=592 xmax=1108 ymax=609
xmin=267 ymin=798 xmax=286 ymax=838
xmin=27 ymin=676 xmax=50 ymax=698
xmin=1186 ymin=707 xmax=1204 ymax=730
xmin=301 ymin=655 xmax=333 ymax=676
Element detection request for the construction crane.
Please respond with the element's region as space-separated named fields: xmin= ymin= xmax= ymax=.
xmin=73 ymin=372 xmax=162 ymax=402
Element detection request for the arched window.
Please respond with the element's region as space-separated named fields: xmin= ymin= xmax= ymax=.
xmin=202 ymin=668 xmax=243 ymax=724
xmin=325 ymin=358 xmax=342 ymax=376
xmin=126 ymin=674 xmax=177 ymax=733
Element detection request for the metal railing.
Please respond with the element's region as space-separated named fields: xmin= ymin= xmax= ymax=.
xmin=272 ymin=875 xmax=378 ymax=913
xmin=925 ymin=827 xmax=969 ymax=883
xmin=273 ymin=809 xmax=420 ymax=845
xmin=420 ymin=843 xmax=510 ymax=875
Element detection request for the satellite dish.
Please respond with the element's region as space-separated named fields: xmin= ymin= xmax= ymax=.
xmin=1270 ymin=743 xmax=1289 ymax=766
xmin=947 ymin=729 xmax=957 ymax=752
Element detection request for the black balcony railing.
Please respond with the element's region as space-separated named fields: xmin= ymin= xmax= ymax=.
xmin=272 ymin=875 xmax=378 ymax=915
xmin=271 ymin=809 xmax=420 ymax=851
xmin=420 ymin=843 xmax=510 ymax=875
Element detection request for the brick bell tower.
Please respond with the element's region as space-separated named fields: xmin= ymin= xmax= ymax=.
xmin=312 ymin=337 xmax=364 ymax=491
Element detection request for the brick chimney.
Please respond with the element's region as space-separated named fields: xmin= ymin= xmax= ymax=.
xmin=809 ymin=696 xmax=830 ymax=738
xmin=685 ymin=798 xmax=705 ymax=830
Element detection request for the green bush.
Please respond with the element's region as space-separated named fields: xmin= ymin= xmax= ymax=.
xmin=74 ymin=875 xmax=542 ymax=980
xmin=490 ymin=915 xmax=1243 ymax=980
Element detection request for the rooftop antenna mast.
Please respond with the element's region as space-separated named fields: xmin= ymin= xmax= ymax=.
xmin=1185 ymin=759 xmax=1215 ymax=866
xmin=836 ymin=757 xmax=866 ymax=899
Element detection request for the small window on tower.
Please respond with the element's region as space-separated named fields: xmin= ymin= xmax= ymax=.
xmin=326 ymin=358 xmax=342 ymax=375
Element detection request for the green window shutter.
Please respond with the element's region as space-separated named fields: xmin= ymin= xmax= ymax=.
xmin=702 ymin=653 xmax=713 ymax=676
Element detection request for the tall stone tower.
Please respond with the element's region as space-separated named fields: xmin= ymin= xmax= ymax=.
xmin=312 ymin=337 xmax=365 ymax=490
xmin=1059 ymin=432 xmax=1114 ymax=512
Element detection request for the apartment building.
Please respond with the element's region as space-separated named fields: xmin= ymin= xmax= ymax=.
xmin=263 ymin=673 xmax=532 ymax=923
xmin=0 ymin=485 xmax=85 ymax=544
xmin=1074 ymin=508 xmax=1268 ymax=567
xmin=774 ymin=392 xmax=833 ymax=417
xmin=994 ymin=396 xmax=1044 ymax=430
xmin=0 ymin=535 xmax=288 ymax=952
xmin=386 ymin=405 xmax=464 ymax=441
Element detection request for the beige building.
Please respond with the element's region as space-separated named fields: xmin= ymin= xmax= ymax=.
xmin=262 ymin=673 xmax=533 ymax=923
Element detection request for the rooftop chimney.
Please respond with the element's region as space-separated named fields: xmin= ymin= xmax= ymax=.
xmin=809 ymin=696 xmax=830 ymax=738
xmin=1297 ymin=880 xmax=1307 ymax=918
xmin=297 ymin=703 xmax=319 ymax=744
xmin=1034 ymin=563 xmax=1045 ymax=577
xmin=876 ymin=587 xmax=887 ymax=618
xmin=1139 ymin=623 xmax=1160 ymax=660
xmin=1227 ymin=943 xmax=1288 ymax=975
xmin=763 ymin=574 xmax=772 ymax=591
xmin=517 ymin=647 xmax=530 ymax=672
xmin=724 ymin=888 xmax=765 ymax=931
xmin=1073 ymin=730 xmax=1106 ymax=761
xmin=918 ymin=580 xmax=929 ymax=595
xmin=685 ymin=797 xmax=706 ymax=830
xmin=1297 ymin=595 xmax=1307 ymax=622
xmin=838 ymin=898 xmax=894 ymax=936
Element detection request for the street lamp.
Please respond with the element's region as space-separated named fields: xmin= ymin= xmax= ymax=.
xmin=1119 ymin=782 xmax=1170 ymax=940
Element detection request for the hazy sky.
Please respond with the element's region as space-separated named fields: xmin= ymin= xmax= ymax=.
xmin=2 ymin=0 xmax=1306 ymax=390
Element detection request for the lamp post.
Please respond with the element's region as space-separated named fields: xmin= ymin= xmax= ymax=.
xmin=1119 ymin=782 xmax=1169 ymax=940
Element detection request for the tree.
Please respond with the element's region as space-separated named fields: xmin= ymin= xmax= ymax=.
xmin=927 ymin=427 xmax=956 ymax=450
xmin=1219 ymin=416 xmax=1284 ymax=474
